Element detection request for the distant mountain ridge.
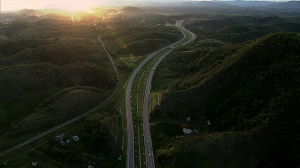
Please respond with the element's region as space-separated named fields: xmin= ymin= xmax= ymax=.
xmin=226 ymin=1 xmax=277 ymax=7
xmin=120 ymin=6 xmax=142 ymax=12
xmin=119 ymin=6 xmax=144 ymax=15
xmin=17 ymin=9 xmax=44 ymax=16
xmin=182 ymin=1 xmax=299 ymax=9
xmin=267 ymin=1 xmax=300 ymax=9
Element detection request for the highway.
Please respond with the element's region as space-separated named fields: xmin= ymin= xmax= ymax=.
xmin=0 ymin=35 xmax=121 ymax=158
xmin=125 ymin=20 xmax=196 ymax=168
xmin=0 ymin=20 xmax=196 ymax=167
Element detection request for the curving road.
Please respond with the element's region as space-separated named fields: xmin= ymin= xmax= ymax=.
xmin=125 ymin=45 xmax=169 ymax=168
xmin=0 ymin=35 xmax=121 ymax=158
xmin=125 ymin=20 xmax=196 ymax=168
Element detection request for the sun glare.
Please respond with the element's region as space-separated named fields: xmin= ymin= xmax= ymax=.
xmin=2 ymin=0 xmax=102 ymax=12
xmin=63 ymin=0 xmax=99 ymax=12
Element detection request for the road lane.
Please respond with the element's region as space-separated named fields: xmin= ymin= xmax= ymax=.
xmin=125 ymin=20 xmax=196 ymax=168
xmin=142 ymin=49 xmax=173 ymax=168
xmin=125 ymin=41 xmax=178 ymax=168
xmin=141 ymin=20 xmax=195 ymax=168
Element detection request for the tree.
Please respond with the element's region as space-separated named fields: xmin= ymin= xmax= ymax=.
xmin=81 ymin=113 xmax=110 ymax=152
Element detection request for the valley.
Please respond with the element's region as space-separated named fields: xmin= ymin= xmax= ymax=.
xmin=0 ymin=1 xmax=299 ymax=168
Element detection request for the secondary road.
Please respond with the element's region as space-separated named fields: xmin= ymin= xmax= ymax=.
xmin=125 ymin=20 xmax=196 ymax=168
xmin=98 ymin=36 xmax=121 ymax=82
xmin=0 ymin=35 xmax=121 ymax=158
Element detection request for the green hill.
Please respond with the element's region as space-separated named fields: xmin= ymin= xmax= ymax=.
xmin=154 ymin=32 xmax=300 ymax=130
xmin=185 ymin=16 xmax=300 ymax=43
xmin=0 ymin=20 xmax=117 ymax=151
xmin=101 ymin=24 xmax=181 ymax=56
xmin=118 ymin=39 xmax=170 ymax=55
xmin=151 ymin=32 xmax=300 ymax=167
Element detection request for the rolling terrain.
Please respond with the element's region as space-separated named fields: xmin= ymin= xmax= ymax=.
xmin=150 ymin=16 xmax=300 ymax=168
xmin=0 ymin=19 xmax=118 ymax=153
xmin=0 ymin=4 xmax=299 ymax=168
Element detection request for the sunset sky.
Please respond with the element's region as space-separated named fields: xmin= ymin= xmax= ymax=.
xmin=2 ymin=0 xmax=111 ymax=11
xmin=1 ymin=0 xmax=289 ymax=11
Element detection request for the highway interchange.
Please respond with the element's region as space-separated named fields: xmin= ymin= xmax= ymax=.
xmin=125 ymin=20 xmax=196 ymax=168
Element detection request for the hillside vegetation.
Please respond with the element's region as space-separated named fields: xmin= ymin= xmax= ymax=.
xmin=100 ymin=21 xmax=181 ymax=56
xmin=186 ymin=15 xmax=300 ymax=43
xmin=0 ymin=19 xmax=117 ymax=150
xmin=154 ymin=32 xmax=299 ymax=130
xmin=151 ymin=15 xmax=300 ymax=168
xmin=153 ymin=16 xmax=300 ymax=92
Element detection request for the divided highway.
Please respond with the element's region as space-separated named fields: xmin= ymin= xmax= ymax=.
xmin=125 ymin=20 xmax=196 ymax=168
xmin=0 ymin=20 xmax=196 ymax=168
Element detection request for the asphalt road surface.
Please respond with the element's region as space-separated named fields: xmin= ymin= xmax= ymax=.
xmin=125 ymin=20 xmax=196 ymax=168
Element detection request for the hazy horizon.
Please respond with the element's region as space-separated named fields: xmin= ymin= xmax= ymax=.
xmin=1 ymin=0 xmax=293 ymax=11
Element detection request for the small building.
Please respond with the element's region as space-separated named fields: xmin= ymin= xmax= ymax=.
xmin=186 ymin=117 xmax=191 ymax=123
xmin=207 ymin=120 xmax=212 ymax=125
xmin=60 ymin=141 xmax=66 ymax=146
xmin=183 ymin=128 xmax=193 ymax=134
xmin=53 ymin=133 xmax=65 ymax=142
xmin=73 ymin=135 xmax=80 ymax=142
xmin=32 ymin=161 xmax=38 ymax=167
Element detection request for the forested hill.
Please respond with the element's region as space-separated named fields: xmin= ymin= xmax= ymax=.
xmin=207 ymin=32 xmax=300 ymax=131
xmin=155 ymin=32 xmax=300 ymax=131
xmin=152 ymin=32 xmax=300 ymax=168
